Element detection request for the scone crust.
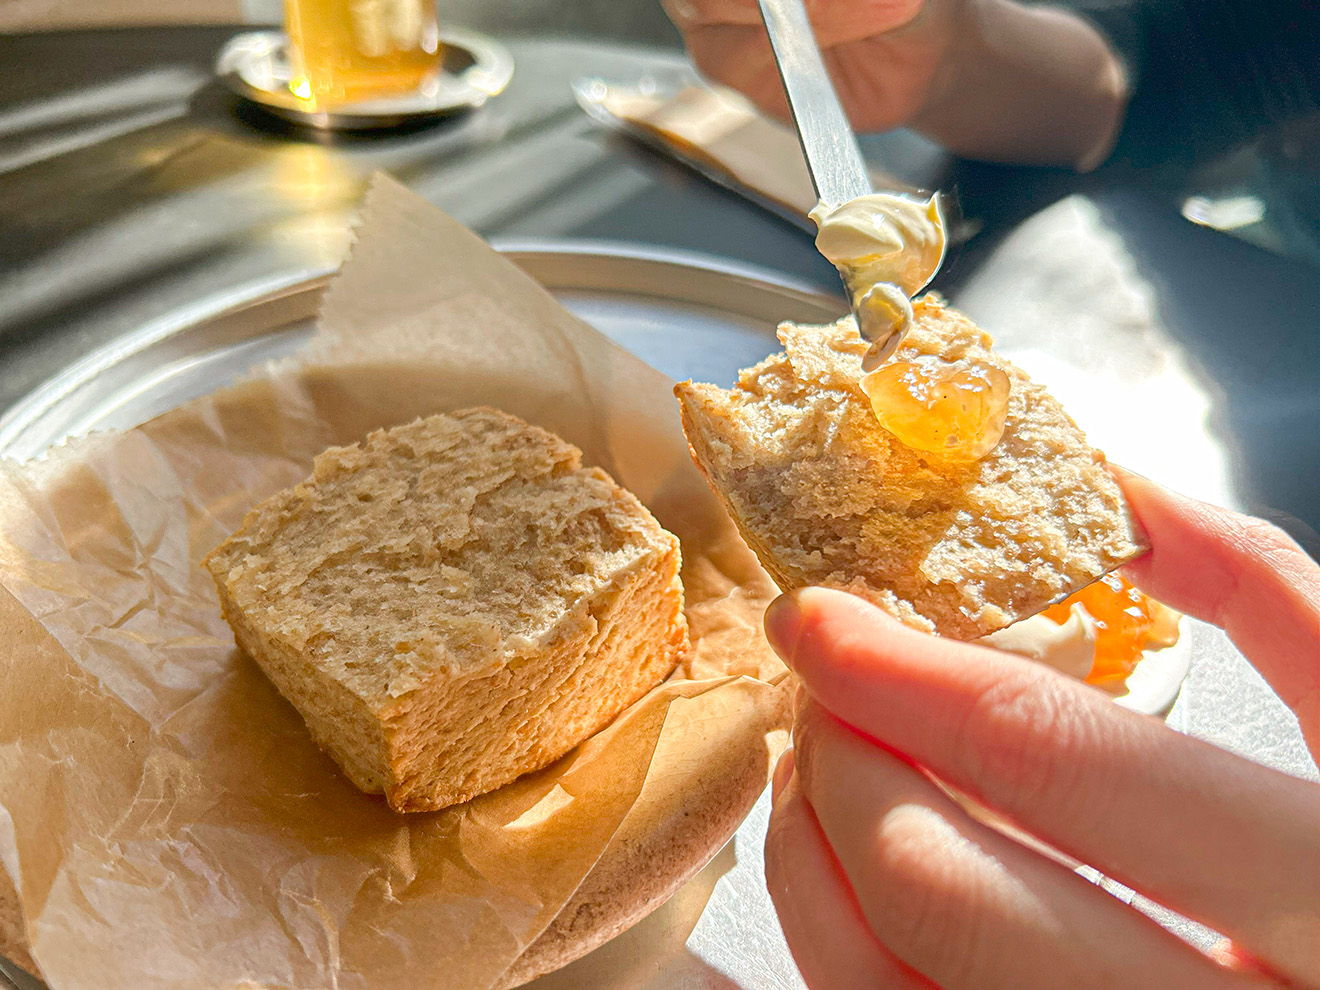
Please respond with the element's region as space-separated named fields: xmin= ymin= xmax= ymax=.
xmin=674 ymin=297 xmax=1147 ymax=640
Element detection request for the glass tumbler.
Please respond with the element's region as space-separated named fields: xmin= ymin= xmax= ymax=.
xmin=285 ymin=0 xmax=442 ymax=106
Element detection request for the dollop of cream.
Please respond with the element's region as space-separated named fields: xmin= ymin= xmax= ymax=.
xmin=810 ymin=193 xmax=945 ymax=296
xmin=978 ymin=605 xmax=1097 ymax=681
xmin=810 ymin=193 xmax=946 ymax=367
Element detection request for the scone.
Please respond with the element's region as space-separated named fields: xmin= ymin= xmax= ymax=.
xmin=674 ymin=297 xmax=1146 ymax=640
xmin=204 ymin=407 xmax=688 ymax=812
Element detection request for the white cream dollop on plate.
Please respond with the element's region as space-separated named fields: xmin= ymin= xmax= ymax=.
xmin=978 ymin=608 xmax=1191 ymax=717
xmin=978 ymin=605 xmax=1097 ymax=682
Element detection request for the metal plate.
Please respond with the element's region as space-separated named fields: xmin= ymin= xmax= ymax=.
xmin=0 ymin=243 xmax=1193 ymax=990
xmin=0 ymin=243 xmax=842 ymax=461
xmin=216 ymin=29 xmax=515 ymax=131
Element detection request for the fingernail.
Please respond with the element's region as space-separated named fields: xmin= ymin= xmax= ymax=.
xmin=771 ymin=748 xmax=795 ymax=802
xmin=764 ymin=592 xmax=804 ymax=667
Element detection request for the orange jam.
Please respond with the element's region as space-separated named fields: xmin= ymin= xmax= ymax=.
xmin=861 ymin=359 xmax=1010 ymax=459
xmin=1043 ymin=574 xmax=1180 ymax=684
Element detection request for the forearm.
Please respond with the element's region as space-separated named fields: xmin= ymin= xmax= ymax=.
xmin=912 ymin=0 xmax=1128 ymax=170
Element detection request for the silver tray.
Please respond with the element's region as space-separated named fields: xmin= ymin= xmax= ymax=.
xmin=0 ymin=242 xmax=1196 ymax=989
xmin=0 ymin=243 xmax=841 ymax=461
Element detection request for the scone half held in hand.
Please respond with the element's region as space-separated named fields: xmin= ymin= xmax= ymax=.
xmin=673 ymin=297 xmax=1147 ymax=641
xmin=204 ymin=408 xmax=688 ymax=813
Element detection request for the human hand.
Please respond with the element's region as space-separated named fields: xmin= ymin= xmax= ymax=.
xmin=663 ymin=0 xmax=1129 ymax=168
xmin=762 ymin=472 xmax=1320 ymax=989
xmin=662 ymin=0 xmax=964 ymax=133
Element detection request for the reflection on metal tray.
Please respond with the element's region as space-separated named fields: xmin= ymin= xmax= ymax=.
xmin=0 ymin=243 xmax=844 ymax=462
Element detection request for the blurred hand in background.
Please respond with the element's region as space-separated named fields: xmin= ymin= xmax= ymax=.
xmin=664 ymin=0 xmax=1128 ymax=168
xmin=665 ymin=0 xmax=1319 ymax=176
xmin=664 ymin=0 xmax=959 ymax=134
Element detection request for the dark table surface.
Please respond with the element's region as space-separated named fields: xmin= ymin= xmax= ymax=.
xmin=1 ymin=26 xmax=1316 ymax=551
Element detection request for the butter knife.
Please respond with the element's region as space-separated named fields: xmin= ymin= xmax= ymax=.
xmin=757 ymin=0 xmax=945 ymax=363
xmin=756 ymin=0 xmax=872 ymax=211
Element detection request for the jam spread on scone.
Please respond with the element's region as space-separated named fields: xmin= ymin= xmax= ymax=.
xmin=810 ymin=192 xmax=1011 ymax=459
xmin=1041 ymin=573 xmax=1180 ymax=686
xmin=861 ymin=357 xmax=1011 ymax=460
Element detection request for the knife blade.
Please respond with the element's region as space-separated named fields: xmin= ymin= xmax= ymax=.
xmin=756 ymin=0 xmax=872 ymax=210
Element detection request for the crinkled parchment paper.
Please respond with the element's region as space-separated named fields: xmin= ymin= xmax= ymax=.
xmin=0 ymin=175 xmax=789 ymax=990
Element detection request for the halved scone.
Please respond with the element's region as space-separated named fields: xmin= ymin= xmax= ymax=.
xmin=674 ymin=297 xmax=1146 ymax=640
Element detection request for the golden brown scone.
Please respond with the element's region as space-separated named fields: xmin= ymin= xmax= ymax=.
xmin=674 ymin=297 xmax=1147 ymax=640
xmin=204 ymin=408 xmax=688 ymax=812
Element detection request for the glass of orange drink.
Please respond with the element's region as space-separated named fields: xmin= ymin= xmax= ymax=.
xmin=284 ymin=0 xmax=442 ymax=107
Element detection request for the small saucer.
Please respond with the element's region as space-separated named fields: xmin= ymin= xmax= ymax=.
xmin=216 ymin=28 xmax=514 ymax=131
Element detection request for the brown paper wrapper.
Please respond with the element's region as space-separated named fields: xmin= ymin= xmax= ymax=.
xmin=0 ymin=175 xmax=789 ymax=990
